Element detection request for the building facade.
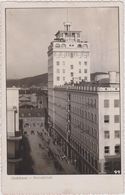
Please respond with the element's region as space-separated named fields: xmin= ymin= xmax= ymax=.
xmin=48 ymin=22 xmax=90 ymax=123
xmin=52 ymin=72 xmax=120 ymax=174
xmin=7 ymin=88 xmax=22 ymax=174
xmin=19 ymin=108 xmax=45 ymax=133
xmin=48 ymin=23 xmax=120 ymax=174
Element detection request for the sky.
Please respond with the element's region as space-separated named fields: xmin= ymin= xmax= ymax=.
xmin=6 ymin=7 xmax=119 ymax=79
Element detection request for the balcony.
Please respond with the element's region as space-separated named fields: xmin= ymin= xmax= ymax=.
xmin=7 ymin=131 xmax=22 ymax=141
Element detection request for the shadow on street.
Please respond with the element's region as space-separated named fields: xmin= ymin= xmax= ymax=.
xmin=17 ymin=135 xmax=34 ymax=174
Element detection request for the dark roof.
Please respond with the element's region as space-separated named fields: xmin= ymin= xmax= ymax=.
xmin=97 ymin=78 xmax=109 ymax=83
xmin=91 ymin=72 xmax=108 ymax=76
xmin=19 ymin=108 xmax=45 ymax=118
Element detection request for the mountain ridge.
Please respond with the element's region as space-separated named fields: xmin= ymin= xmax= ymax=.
xmin=7 ymin=73 xmax=48 ymax=88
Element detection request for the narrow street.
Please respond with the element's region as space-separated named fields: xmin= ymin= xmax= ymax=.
xmin=25 ymin=129 xmax=65 ymax=174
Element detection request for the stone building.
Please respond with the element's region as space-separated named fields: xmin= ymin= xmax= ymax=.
xmin=52 ymin=72 xmax=120 ymax=174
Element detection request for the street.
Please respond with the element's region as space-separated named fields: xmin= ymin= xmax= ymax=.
xmin=24 ymin=129 xmax=65 ymax=174
xmin=20 ymin=127 xmax=78 ymax=175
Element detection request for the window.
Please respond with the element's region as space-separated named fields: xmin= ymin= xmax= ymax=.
xmin=83 ymin=44 xmax=88 ymax=49
xmin=84 ymin=69 xmax=87 ymax=73
xmin=57 ymin=69 xmax=60 ymax=73
xmin=104 ymin=146 xmax=110 ymax=154
xmin=71 ymin=72 xmax=74 ymax=77
xmin=63 ymin=77 xmax=65 ymax=81
xmin=84 ymin=61 xmax=87 ymax=65
xmin=94 ymin=99 xmax=96 ymax=108
xmin=55 ymin=44 xmax=60 ymax=48
xmin=114 ymin=99 xmax=119 ymax=107
xmin=79 ymin=69 xmax=81 ymax=73
xmin=91 ymin=156 xmax=94 ymax=165
xmin=104 ymin=131 xmax=110 ymax=139
xmin=57 ymin=76 xmax=60 ymax=81
xmin=78 ymin=44 xmax=82 ymax=48
xmin=115 ymin=130 xmax=120 ymax=138
xmin=114 ymin=115 xmax=120 ymax=123
xmin=104 ymin=99 xmax=109 ymax=108
xmin=115 ymin=145 xmax=120 ymax=154
xmin=79 ymin=77 xmax=81 ymax=80
xmin=70 ymin=65 xmax=73 ymax=69
xmin=104 ymin=115 xmax=109 ymax=123
xmin=79 ymin=61 xmax=81 ymax=65
xmin=84 ymin=76 xmax=87 ymax=80
xmin=62 ymin=69 xmax=65 ymax=73
xmin=94 ymin=129 xmax=97 ymax=138
xmin=61 ymin=44 xmax=66 ymax=48
xmin=56 ymin=61 xmax=60 ymax=65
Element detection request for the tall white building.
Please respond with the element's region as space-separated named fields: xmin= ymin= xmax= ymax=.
xmin=48 ymin=22 xmax=90 ymax=122
xmin=47 ymin=23 xmax=120 ymax=174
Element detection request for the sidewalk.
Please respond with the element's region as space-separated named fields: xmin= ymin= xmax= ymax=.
xmin=39 ymin=129 xmax=78 ymax=174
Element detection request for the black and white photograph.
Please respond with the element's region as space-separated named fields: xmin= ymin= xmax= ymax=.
xmin=5 ymin=6 xmax=122 ymax=176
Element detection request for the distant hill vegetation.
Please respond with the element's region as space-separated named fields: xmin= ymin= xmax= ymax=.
xmin=7 ymin=73 xmax=48 ymax=88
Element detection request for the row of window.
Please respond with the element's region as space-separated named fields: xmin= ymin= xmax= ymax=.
xmin=104 ymin=115 xmax=120 ymax=123
xmin=71 ymin=108 xmax=97 ymax=123
xmin=71 ymin=95 xmax=97 ymax=108
xmin=24 ymin=122 xmax=44 ymax=128
xmin=104 ymin=99 xmax=119 ymax=108
xmin=104 ymin=145 xmax=120 ymax=154
xmin=56 ymin=68 xmax=88 ymax=74
xmin=104 ymin=130 xmax=120 ymax=138
xmin=71 ymin=119 xmax=98 ymax=138
xmin=58 ymin=32 xmax=80 ymax=38
xmin=70 ymin=138 xmax=98 ymax=169
xmin=54 ymin=52 xmax=89 ymax=58
xmin=55 ymin=43 xmax=88 ymax=49
xmin=73 ymin=132 xmax=98 ymax=153
xmin=56 ymin=61 xmax=88 ymax=66
xmin=56 ymin=68 xmax=65 ymax=73
xmin=56 ymin=76 xmax=88 ymax=81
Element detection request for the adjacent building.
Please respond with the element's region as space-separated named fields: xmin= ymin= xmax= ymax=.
xmin=19 ymin=88 xmax=48 ymax=110
xmin=19 ymin=108 xmax=45 ymax=133
xmin=53 ymin=72 xmax=120 ymax=174
xmin=7 ymin=87 xmax=22 ymax=174
xmin=48 ymin=23 xmax=121 ymax=174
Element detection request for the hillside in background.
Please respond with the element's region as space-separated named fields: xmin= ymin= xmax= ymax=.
xmin=7 ymin=73 xmax=48 ymax=88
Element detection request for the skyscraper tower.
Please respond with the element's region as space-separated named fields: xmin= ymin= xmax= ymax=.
xmin=48 ymin=22 xmax=90 ymax=123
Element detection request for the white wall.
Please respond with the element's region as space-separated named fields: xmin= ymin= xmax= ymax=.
xmin=7 ymin=88 xmax=19 ymax=134
xmin=98 ymin=91 xmax=120 ymax=160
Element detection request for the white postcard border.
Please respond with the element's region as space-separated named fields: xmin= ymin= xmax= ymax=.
xmin=0 ymin=1 xmax=124 ymax=194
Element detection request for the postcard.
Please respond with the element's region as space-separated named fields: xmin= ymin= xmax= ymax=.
xmin=1 ymin=0 xmax=124 ymax=194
